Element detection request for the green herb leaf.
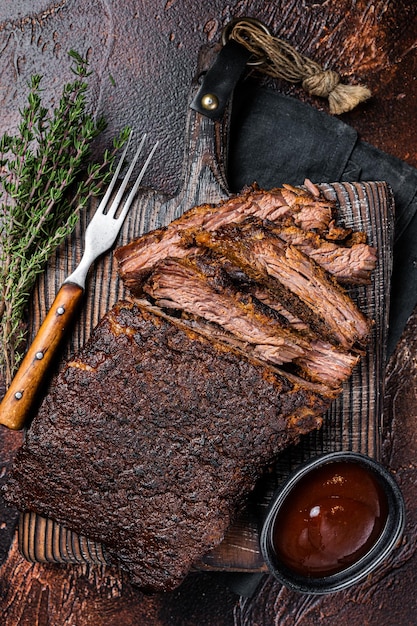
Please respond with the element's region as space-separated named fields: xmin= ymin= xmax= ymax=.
xmin=0 ymin=51 xmax=130 ymax=385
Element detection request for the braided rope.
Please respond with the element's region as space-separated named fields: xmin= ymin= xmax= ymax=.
xmin=228 ymin=20 xmax=371 ymax=115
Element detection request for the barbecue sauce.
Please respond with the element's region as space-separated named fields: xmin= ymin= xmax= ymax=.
xmin=272 ymin=461 xmax=389 ymax=578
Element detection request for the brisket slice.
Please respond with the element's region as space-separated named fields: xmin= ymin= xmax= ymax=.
xmin=192 ymin=221 xmax=371 ymax=350
xmin=144 ymin=255 xmax=310 ymax=363
xmin=267 ymin=222 xmax=377 ymax=284
xmin=115 ymin=182 xmax=335 ymax=294
xmin=249 ymin=287 xmax=309 ymax=332
xmin=4 ymin=300 xmax=334 ymax=592
xmin=143 ymin=255 xmax=359 ymax=387
xmin=216 ymin=218 xmax=376 ymax=285
xmin=178 ymin=312 xmax=358 ymax=391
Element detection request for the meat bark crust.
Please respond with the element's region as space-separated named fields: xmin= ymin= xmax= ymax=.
xmin=4 ymin=301 xmax=333 ymax=592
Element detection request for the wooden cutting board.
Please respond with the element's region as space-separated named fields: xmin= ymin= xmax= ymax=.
xmin=17 ymin=65 xmax=395 ymax=573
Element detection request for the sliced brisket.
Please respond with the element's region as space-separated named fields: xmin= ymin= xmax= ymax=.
xmin=115 ymin=182 xmax=337 ymax=295
xmin=144 ymin=255 xmax=310 ymax=365
xmin=267 ymin=222 xmax=377 ymax=284
xmin=192 ymin=221 xmax=371 ymax=350
xmin=4 ymin=182 xmax=377 ymax=593
xmin=4 ymin=300 xmax=334 ymax=592
xmin=249 ymin=287 xmax=309 ymax=332
xmin=143 ymin=255 xmax=359 ymax=386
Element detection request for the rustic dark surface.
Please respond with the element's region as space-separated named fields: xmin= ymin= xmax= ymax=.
xmin=1 ymin=1 xmax=417 ymax=624
xmin=235 ymin=314 xmax=417 ymax=626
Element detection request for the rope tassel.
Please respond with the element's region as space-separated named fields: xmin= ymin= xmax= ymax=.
xmin=224 ymin=18 xmax=371 ymax=115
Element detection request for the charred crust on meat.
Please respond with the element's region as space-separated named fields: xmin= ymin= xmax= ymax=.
xmin=4 ymin=300 xmax=334 ymax=591
xmin=6 ymin=182 xmax=377 ymax=592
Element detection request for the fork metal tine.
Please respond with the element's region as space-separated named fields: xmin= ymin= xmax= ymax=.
xmin=95 ymin=129 xmax=134 ymax=214
xmin=106 ymin=133 xmax=147 ymax=218
xmin=64 ymin=135 xmax=157 ymax=290
xmin=116 ymin=140 xmax=159 ymax=222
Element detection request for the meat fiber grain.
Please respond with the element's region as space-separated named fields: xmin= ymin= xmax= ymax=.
xmin=193 ymin=222 xmax=371 ymax=349
xmin=115 ymin=183 xmax=336 ymax=295
xmin=143 ymin=255 xmax=359 ymax=386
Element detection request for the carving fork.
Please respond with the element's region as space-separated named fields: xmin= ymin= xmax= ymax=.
xmin=0 ymin=132 xmax=158 ymax=430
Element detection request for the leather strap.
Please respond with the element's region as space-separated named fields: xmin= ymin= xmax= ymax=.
xmin=190 ymin=40 xmax=252 ymax=120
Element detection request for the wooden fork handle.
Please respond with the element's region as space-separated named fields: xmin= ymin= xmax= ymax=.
xmin=0 ymin=282 xmax=83 ymax=430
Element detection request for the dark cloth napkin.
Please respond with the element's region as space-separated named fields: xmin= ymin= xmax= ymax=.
xmin=228 ymin=81 xmax=417 ymax=357
xmin=224 ymin=82 xmax=416 ymax=597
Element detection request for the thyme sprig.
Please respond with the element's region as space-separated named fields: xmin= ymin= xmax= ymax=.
xmin=0 ymin=50 xmax=130 ymax=385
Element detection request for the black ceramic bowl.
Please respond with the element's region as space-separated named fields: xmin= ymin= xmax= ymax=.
xmin=260 ymin=451 xmax=405 ymax=594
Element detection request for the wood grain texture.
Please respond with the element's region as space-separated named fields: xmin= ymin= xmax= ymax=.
xmin=15 ymin=179 xmax=393 ymax=574
xmin=1 ymin=1 xmax=417 ymax=624
xmin=235 ymin=316 xmax=417 ymax=626
xmin=0 ymin=282 xmax=84 ymax=430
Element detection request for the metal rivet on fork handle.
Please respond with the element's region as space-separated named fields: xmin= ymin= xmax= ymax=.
xmin=0 ymin=132 xmax=158 ymax=430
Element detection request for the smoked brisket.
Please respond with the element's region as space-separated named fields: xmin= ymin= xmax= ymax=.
xmin=5 ymin=182 xmax=376 ymax=592
xmin=192 ymin=221 xmax=371 ymax=350
xmin=143 ymin=255 xmax=359 ymax=387
xmin=115 ymin=183 xmax=376 ymax=295
xmin=266 ymin=221 xmax=377 ymax=284
xmin=115 ymin=183 xmax=338 ymax=294
xmin=4 ymin=300 xmax=334 ymax=591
